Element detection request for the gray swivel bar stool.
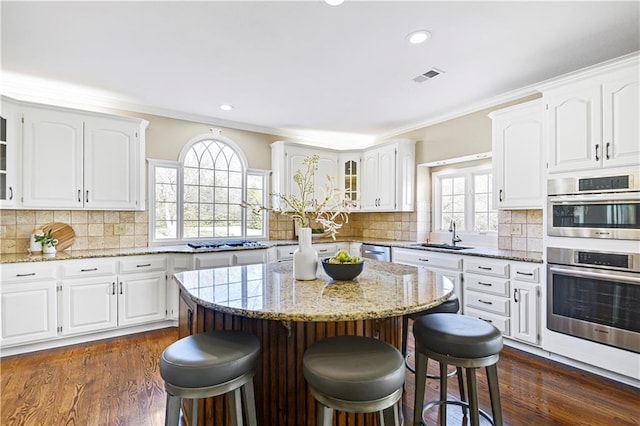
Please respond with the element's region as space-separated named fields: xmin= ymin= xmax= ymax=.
xmin=160 ymin=330 xmax=261 ymax=426
xmin=303 ymin=336 xmax=406 ymax=426
xmin=413 ymin=313 xmax=504 ymax=426
xmin=402 ymin=294 xmax=461 ymax=376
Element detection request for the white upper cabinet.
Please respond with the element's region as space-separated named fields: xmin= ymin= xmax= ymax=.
xmin=542 ymin=57 xmax=639 ymax=174
xmin=338 ymin=152 xmax=360 ymax=208
xmin=490 ymin=99 xmax=544 ymax=209
xmin=361 ymin=139 xmax=415 ymax=212
xmin=21 ymin=102 xmax=148 ymax=210
xmin=271 ymin=141 xmax=339 ymax=209
xmin=0 ymin=97 xmax=21 ymax=208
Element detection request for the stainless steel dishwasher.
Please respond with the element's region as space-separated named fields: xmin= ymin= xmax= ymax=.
xmin=360 ymin=244 xmax=391 ymax=262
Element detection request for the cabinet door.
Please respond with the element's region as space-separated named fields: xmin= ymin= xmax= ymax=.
xmin=377 ymin=146 xmax=396 ymax=210
xmin=285 ymin=145 xmax=338 ymax=205
xmin=315 ymin=150 xmax=339 ymax=202
xmin=22 ymin=106 xmax=84 ymax=208
xmin=361 ymin=150 xmax=379 ymax=209
xmin=339 ymin=153 xmax=360 ymax=207
xmin=118 ymin=271 xmax=167 ymax=327
xmin=511 ymin=281 xmax=539 ymax=345
xmin=84 ymin=117 xmax=141 ymax=210
xmin=546 ymin=84 xmax=602 ymax=174
xmin=232 ymin=249 xmax=269 ymax=266
xmin=0 ymin=98 xmax=20 ymax=208
xmin=602 ymin=68 xmax=640 ymax=169
xmin=61 ymin=276 xmax=118 ymax=335
xmin=493 ymin=102 xmax=544 ymax=209
xmin=0 ymin=280 xmax=58 ymax=347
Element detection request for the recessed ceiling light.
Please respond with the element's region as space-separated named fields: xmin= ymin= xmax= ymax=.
xmin=324 ymin=0 xmax=344 ymax=6
xmin=219 ymin=104 xmax=233 ymax=111
xmin=407 ymin=30 xmax=431 ymax=45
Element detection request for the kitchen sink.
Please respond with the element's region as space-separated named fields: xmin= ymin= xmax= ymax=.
xmin=418 ymin=243 xmax=473 ymax=251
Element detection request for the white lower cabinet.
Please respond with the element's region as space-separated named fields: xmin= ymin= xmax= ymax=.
xmin=276 ymin=243 xmax=348 ymax=262
xmin=194 ymin=248 xmax=272 ymax=269
xmin=60 ymin=256 xmax=167 ymax=335
xmin=463 ymin=257 xmax=541 ymax=345
xmin=166 ymin=254 xmax=193 ymax=320
xmin=1 ymin=262 xmax=59 ymax=347
xmin=391 ymin=247 xmax=463 ymax=308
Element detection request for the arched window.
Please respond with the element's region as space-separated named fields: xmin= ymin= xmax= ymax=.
xmin=148 ymin=132 xmax=268 ymax=244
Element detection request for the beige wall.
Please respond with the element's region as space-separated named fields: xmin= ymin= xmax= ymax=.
xmin=136 ymin=112 xmax=280 ymax=170
xmin=394 ymin=94 xmax=541 ymax=164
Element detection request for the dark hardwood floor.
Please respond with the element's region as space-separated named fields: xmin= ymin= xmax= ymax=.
xmin=1 ymin=327 xmax=638 ymax=425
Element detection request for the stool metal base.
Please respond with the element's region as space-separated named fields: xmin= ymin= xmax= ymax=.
xmin=421 ymin=400 xmax=494 ymax=426
xmin=310 ymin=386 xmax=403 ymax=426
xmin=404 ymin=350 xmax=458 ymax=379
xmin=164 ymin=370 xmax=257 ymax=426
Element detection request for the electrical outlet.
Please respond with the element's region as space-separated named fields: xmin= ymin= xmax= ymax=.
xmin=510 ymin=224 xmax=522 ymax=235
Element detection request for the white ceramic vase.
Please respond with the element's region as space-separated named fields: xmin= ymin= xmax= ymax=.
xmin=42 ymin=244 xmax=57 ymax=255
xmin=293 ymin=227 xmax=318 ymax=280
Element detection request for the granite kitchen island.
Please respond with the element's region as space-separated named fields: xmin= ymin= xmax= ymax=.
xmin=173 ymin=259 xmax=453 ymax=426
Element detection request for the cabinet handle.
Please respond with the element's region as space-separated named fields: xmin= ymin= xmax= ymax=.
xmin=479 ymin=317 xmax=493 ymax=323
xmin=81 ymin=268 xmax=98 ymax=272
xmin=86 ymin=190 xmax=89 ymax=203
xmin=478 ymin=281 xmax=492 ymax=287
xmin=16 ymin=272 xmax=36 ymax=277
xmin=136 ymin=263 xmax=152 ymax=268
xmin=8 ymin=186 xmax=13 ymax=200
xmin=78 ymin=189 xmax=81 ymax=202
xmin=119 ymin=282 xmax=123 ymax=295
xmin=288 ymin=252 xmax=294 ymax=255
xmin=595 ymin=144 xmax=600 ymax=161
xmin=514 ymin=289 xmax=519 ymax=303
xmin=478 ymin=266 xmax=493 ymax=271
xmin=418 ymin=258 xmax=430 ymax=262
xmin=112 ymin=282 xmax=116 ymax=295
xmin=605 ymin=142 xmax=611 ymax=160
xmin=516 ymin=271 xmax=534 ymax=276
xmin=478 ymin=299 xmax=493 ymax=305
xmin=499 ymin=189 xmax=503 ymax=202
xmin=318 ymin=249 xmax=328 ymax=253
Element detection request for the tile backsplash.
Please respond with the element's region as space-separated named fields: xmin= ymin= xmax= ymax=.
xmin=0 ymin=210 xmax=148 ymax=254
xmin=497 ymin=209 xmax=543 ymax=252
xmin=1 ymin=208 xmax=541 ymax=254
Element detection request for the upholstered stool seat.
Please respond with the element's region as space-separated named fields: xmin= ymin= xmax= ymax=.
xmin=160 ymin=331 xmax=260 ymax=426
xmin=303 ymin=336 xmax=405 ymax=425
xmin=413 ymin=313 xmax=504 ymax=426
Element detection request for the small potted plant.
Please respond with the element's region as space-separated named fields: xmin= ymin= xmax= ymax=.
xmin=34 ymin=229 xmax=58 ymax=254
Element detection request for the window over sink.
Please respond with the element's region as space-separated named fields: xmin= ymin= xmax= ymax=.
xmin=148 ymin=132 xmax=269 ymax=244
xmin=432 ymin=163 xmax=497 ymax=243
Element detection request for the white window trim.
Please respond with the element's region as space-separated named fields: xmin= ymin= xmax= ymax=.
xmin=431 ymin=164 xmax=497 ymax=248
xmin=147 ymin=158 xmax=180 ymax=246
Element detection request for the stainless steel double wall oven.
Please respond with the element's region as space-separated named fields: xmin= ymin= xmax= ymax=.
xmin=547 ymin=173 xmax=640 ymax=353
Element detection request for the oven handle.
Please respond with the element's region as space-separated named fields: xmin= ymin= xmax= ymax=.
xmin=548 ymin=192 xmax=640 ymax=203
xmin=549 ymin=266 xmax=640 ymax=285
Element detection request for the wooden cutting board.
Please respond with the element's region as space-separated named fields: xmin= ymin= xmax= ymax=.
xmin=42 ymin=222 xmax=76 ymax=252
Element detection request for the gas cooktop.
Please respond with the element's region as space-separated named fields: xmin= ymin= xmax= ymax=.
xmin=187 ymin=240 xmax=265 ymax=249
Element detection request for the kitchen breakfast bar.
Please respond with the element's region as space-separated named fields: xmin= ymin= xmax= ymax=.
xmin=173 ymin=259 xmax=453 ymax=425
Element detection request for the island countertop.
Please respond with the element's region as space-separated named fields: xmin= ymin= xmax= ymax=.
xmin=173 ymin=259 xmax=454 ymax=322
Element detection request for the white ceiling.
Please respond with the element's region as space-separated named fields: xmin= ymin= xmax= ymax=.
xmin=2 ymin=1 xmax=639 ymax=147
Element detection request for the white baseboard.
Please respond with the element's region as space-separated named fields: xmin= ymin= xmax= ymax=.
xmin=0 ymin=320 xmax=178 ymax=358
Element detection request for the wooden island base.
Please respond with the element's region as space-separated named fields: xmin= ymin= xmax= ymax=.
xmin=180 ymin=293 xmax=403 ymax=426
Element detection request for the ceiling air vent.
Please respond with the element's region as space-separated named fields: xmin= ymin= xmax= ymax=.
xmin=413 ymin=68 xmax=443 ymax=83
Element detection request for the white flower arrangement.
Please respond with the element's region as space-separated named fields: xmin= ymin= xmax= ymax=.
xmin=242 ymin=155 xmax=355 ymax=239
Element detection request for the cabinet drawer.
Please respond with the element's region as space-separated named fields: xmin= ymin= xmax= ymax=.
xmin=60 ymin=259 xmax=117 ymax=278
xmin=464 ymin=274 xmax=510 ymax=297
xmin=1 ymin=262 xmax=58 ymax=283
xmin=511 ymin=263 xmax=540 ymax=283
xmin=465 ymin=307 xmax=510 ymax=335
xmin=464 ymin=258 xmax=509 ymax=278
xmin=392 ymin=248 xmax=463 ymax=271
xmin=119 ymin=256 xmax=167 ymax=274
xmin=314 ymin=243 xmax=337 ymax=257
xmin=276 ymin=246 xmax=297 ymax=261
xmin=464 ymin=291 xmax=510 ymax=316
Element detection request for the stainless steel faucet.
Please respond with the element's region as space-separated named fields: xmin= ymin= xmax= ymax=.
xmin=448 ymin=219 xmax=462 ymax=246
